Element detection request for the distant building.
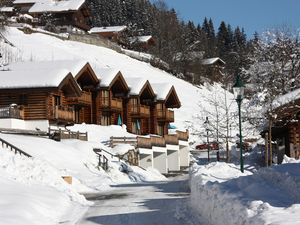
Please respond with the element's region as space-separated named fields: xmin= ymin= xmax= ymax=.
xmin=89 ymin=26 xmax=127 ymax=42
xmin=12 ymin=0 xmax=91 ymax=32
xmin=129 ymin=35 xmax=155 ymax=51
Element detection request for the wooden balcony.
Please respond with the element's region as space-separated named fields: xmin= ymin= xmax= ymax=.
xmin=51 ymin=105 xmax=75 ymax=122
xmin=137 ymin=136 xmax=152 ymax=149
xmin=150 ymin=135 xmax=166 ymax=147
xmin=176 ymin=130 xmax=189 ymax=141
xmin=67 ymin=91 xmax=92 ymax=106
xmin=0 ymin=105 xmax=24 ymax=119
xmin=101 ymin=97 xmax=123 ymax=111
xmin=157 ymin=109 xmax=174 ymax=122
xmin=131 ymin=104 xmax=150 ymax=117
xmin=164 ymin=134 xmax=179 ymax=145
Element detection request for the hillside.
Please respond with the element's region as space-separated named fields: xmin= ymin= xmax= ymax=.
xmin=1 ymin=28 xmax=221 ymax=132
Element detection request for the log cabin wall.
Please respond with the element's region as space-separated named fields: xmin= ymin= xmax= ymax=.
xmin=288 ymin=122 xmax=300 ymax=159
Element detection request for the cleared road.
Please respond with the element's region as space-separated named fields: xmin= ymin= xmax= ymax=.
xmin=77 ymin=175 xmax=199 ymax=225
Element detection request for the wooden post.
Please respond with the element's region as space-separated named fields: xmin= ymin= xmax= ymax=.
xmin=265 ymin=132 xmax=269 ymax=167
xmin=269 ymin=119 xmax=272 ymax=166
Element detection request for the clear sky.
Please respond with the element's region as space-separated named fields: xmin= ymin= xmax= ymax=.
xmin=159 ymin=0 xmax=300 ymax=39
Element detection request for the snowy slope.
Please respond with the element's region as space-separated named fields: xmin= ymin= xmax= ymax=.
xmin=4 ymin=27 xmax=223 ymax=131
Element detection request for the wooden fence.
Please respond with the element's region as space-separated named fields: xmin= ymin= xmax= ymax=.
xmin=0 ymin=137 xmax=31 ymax=157
xmin=49 ymin=128 xmax=88 ymax=141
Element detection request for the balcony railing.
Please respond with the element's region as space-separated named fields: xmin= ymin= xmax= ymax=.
xmin=101 ymin=97 xmax=122 ymax=111
xmin=150 ymin=135 xmax=166 ymax=147
xmin=176 ymin=130 xmax=189 ymax=141
xmin=111 ymin=98 xmax=123 ymax=110
xmin=67 ymin=91 xmax=92 ymax=105
xmin=164 ymin=134 xmax=179 ymax=145
xmin=157 ymin=109 xmax=174 ymax=122
xmin=0 ymin=105 xmax=24 ymax=119
xmin=131 ymin=104 xmax=150 ymax=117
xmin=137 ymin=136 xmax=152 ymax=149
xmin=51 ymin=105 xmax=75 ymax=121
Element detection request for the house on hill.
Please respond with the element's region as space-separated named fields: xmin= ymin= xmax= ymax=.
xmin=89 ymin=26 xmax=127 ymax=42
xmin=129 ymin=35 xmax=155 ymax=51
xmin=13 ymin=0 xmax=91 ymax=32
xmin=0 ymin=62 xmax=82 ymax=128
xmin=93 ymin=68 xmax=129 ymax=126
xmin=150 ymin=83 xmax=181 ymax=136
xmin=125 ymin=77 xmax=156 ymax=135
xmin=200 ymin=57 xmax=225 ymax=81
xmin=265 ymin=88 xmax=300 ymax=163
xmin=0 ymin=61 xmax=183 ymax=137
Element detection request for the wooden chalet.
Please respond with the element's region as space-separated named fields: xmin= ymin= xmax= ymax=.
xmin=66 ymin=61 xmax=99 ymax=124
xmin=89 ymin=26 xmax=127 ymax=42
xmin=265 ymin=89 xmax=300 ymax=162
xmin=129 ymin=35 xmax=155 ymax=51
xmin=125 ymin=78 xmax=156 ymax=135
xmin=150 ymin=83 xmax=181 ymax=136
xmin=93 ymin=68 xmax=129 ymax=126
xmin=200 ymin=57 xmax=225 ymax=81
xmin=13 ymin=0 xmax=91 ymax=31
xmin=0 ymin=63 xmax=82 ymax=124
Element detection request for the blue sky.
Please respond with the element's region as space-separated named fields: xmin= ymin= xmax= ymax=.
xmin=158 ymin=0 xmax=300 ymax=38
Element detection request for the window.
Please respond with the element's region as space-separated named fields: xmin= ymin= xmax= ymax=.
xmin=157 ymin=124 xmax=164 ymax=136
xmin=19 ymin=94 xmax=28 ymax=105
xmin=101 ymin=114 xmax=110 ymax=126
xmin=130 ymin=98 xmax=138 ymax=113
xmin=54 ymin=95 xmax=61 ymax=106
xmin=156 ymin=103 xmax=164 ymax=117
xmin=132 ymin=120 xmax=141 ymax=135
xmin=101 ymin=90 xmax=109 ymax=106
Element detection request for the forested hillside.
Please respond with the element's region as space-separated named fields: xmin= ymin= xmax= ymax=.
xmin=87 ymin=0 xmax=250 ymax=84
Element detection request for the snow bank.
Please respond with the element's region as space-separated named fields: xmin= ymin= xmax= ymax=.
xmin=190 ymin=162 xmax=300 ymax=225
xmin=0 ymin=149 xmax=89 ymax=225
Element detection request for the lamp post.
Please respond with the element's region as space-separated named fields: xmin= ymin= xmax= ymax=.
xmin=233 ymin=74 xmax=245 ymax=173
xmin=204 ymin=116 xmax=210 ymax=162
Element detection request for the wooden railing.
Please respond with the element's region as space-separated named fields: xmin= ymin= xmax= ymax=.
xmin=164 ymin=134 xmax=179 ymax=145
xmin=157 ymin=109 xmax=174 ymax=121
xmin=0 ymin=137 xmax=31 ymax=157
xmin=48 ymin=128 xmax=88 ymax=141
xmin=0 ymin=106 xmax=24 ymax=119
xmin=52 ymin=106 xmax=75 ymax=121
xmin=67 ymin=91 xmax=92 ymax=105
xmin=176 ymin=130 xmax=189 ymax=141
xmin=131 ymin=104 xmax=150 ymax=116
xmin=111 ymin=98 xmax=123 ymax=110
xmin=110 ymin=136 xmax=137 ymax=147
xmin=93 ymin=148 xmax=109 ymax=171
xmin=137 ymin=136 xmax=152 ymax=149
xmin=151 ymin=135 xmax=166 ymax=147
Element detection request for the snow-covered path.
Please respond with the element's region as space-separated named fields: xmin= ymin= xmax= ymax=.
xmin=77 ymin=175 xmax=199 ymax=225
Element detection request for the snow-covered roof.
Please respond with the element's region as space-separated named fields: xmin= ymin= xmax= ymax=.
xmin=126 ymin=77 xmax=148 ymax=95
xmin=29 ymin=0 xmax=85 ymax=13
xmin=0 ymin=61 xmax=85 ymax=89
xmin=201 ymin=57 xmax=225 ymax=65
xmin=93 ymin=67 xmax=120 ymax=87
xmin=13 ymin=0 xmax=48 ymax=4
xmin=151 ymin=82 xmax=173 ymax=101
xmin=89 ymin=26 xmax=127 ymax=34
xmin=0 ymin=7 xmax=14 ymax=12
xmin=129 ymin=35 xmax=153 ymax=44
xmin=272 ymin=88 xmax=300 ymax=109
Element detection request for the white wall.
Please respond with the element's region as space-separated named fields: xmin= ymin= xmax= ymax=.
xmin=0 ymin=119 xmax=49 ymax=132
xmin=179 ymin=140 xmax=190 ymax=168
xmin=167 ymin=147 xmax=180 ymax=171
xmin=139 ymin=153 xmax=153 ymax=169
xmin=153 ymin=146 xmax=167 ymax=174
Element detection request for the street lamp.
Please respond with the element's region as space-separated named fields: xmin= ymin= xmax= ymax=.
xmin=203 ymin=116 xmax=210 ymax=162
xmin=233 ymin=74 xmax=245 ymax=173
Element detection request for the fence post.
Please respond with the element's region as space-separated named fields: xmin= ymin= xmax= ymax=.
xmin=77 ymin=131 xmax=79 ymax=139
